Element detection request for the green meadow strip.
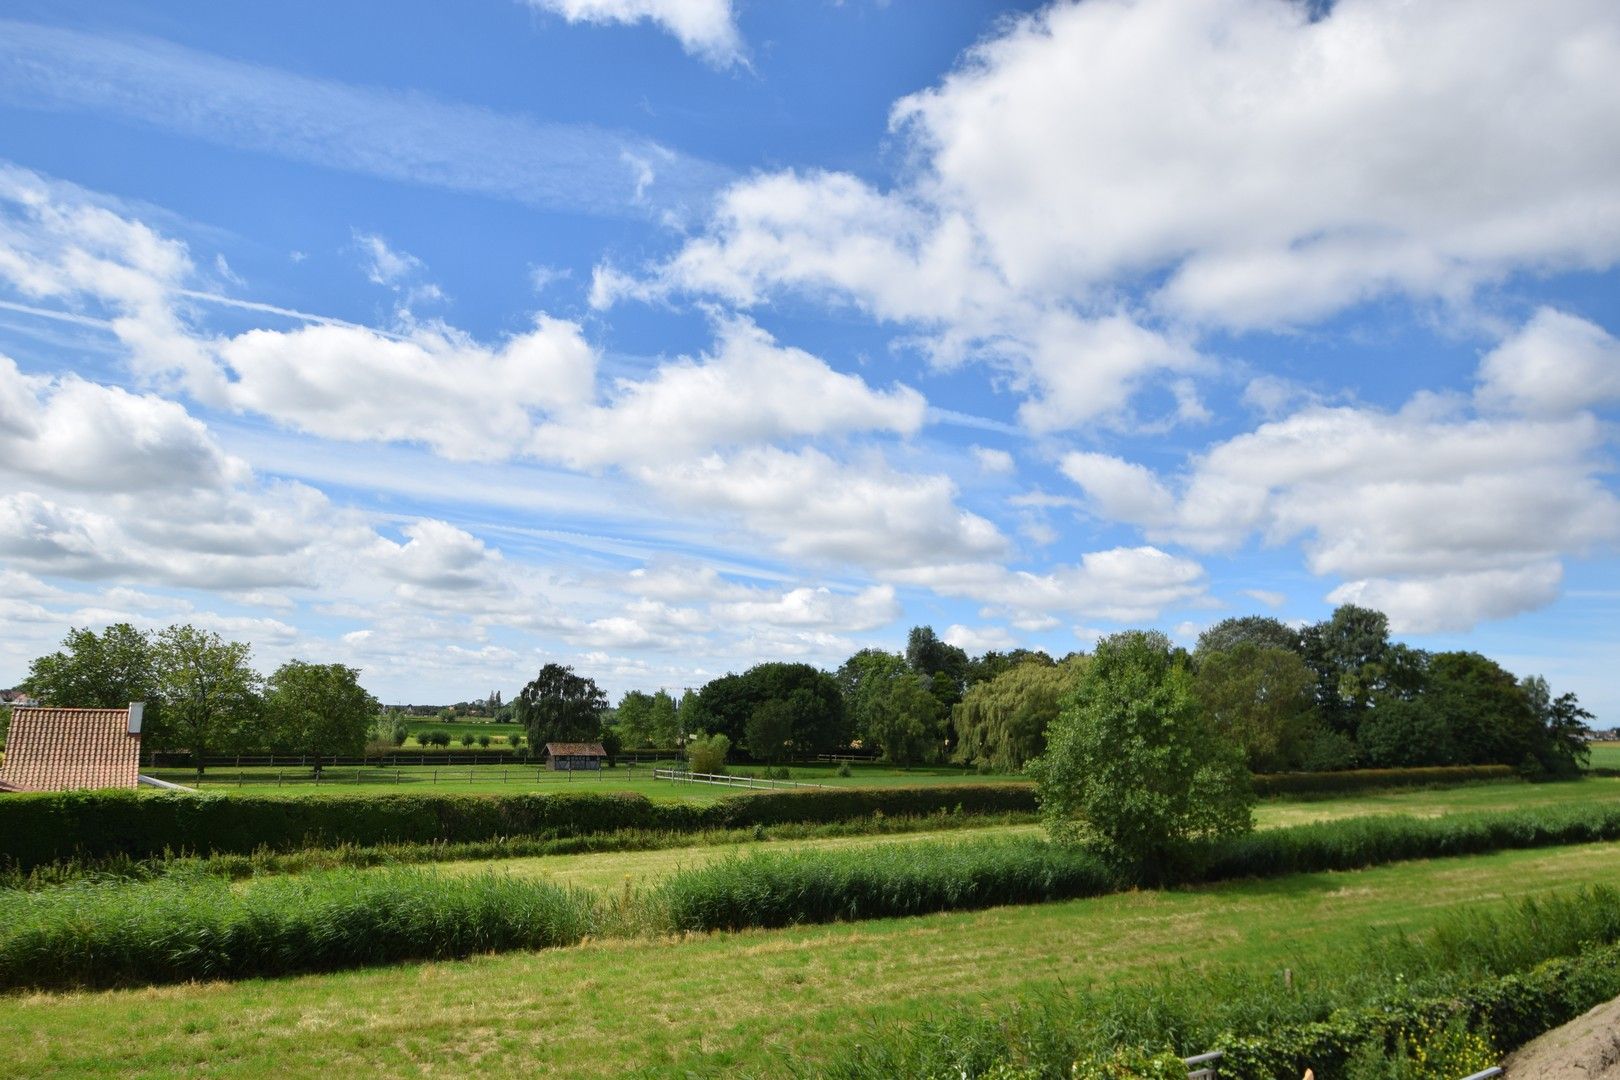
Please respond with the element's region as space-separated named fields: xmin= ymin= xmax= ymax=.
xmin=0 ymin=809 xmax=1040 ymax=891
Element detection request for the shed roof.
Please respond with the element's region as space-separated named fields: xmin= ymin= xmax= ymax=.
xmin=0 ymin=706 xmax=142 ymax=792
xmin=544 ymin=742 xmax=607 ymax=757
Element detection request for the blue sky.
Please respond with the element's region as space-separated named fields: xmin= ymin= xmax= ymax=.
xmin=1 ymin=0 xmax=1617 ymax=717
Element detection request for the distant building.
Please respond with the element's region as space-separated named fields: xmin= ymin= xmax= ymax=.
xmin=0 ymin=688 xmax=39 ymax=707
xmin=0 ymin=703 xmax=145 ymax=792
xmin=544 ymin=741 xmax=606 ymax=771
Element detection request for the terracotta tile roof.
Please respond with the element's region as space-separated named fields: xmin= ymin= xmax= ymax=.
xmin=0 ymin=707 xmax=142 ymax=792
xmin=544 ymin=742 xmax=607 ymax=757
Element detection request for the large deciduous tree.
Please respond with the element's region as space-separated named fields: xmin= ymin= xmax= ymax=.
xmin=1192 ymin=644 xmax=1316 ymax=772
xmin=1300 ymin=604 xmax=1392 ymax=730
xmin=265 ymin=660 xmax=377 ymax=774
xmin=687 ymin=663 xmax=845 ymax=756
xmin=1520 ymin=675 xmax=1595 ymax=777
xmin=863 ymin=671 xmax=945 ymax=765
xmin=152 ymin=625 xmax=263 ymax=770
xmin=952 ymin=657 xmax=1084 ymax=772
xmin=613 ymin=690 xmax=657 ymax=748
xmin=23 ymin=623 xmax=159 ymax=710
xmin=1194 ymin=616 xmax=1302 ymax=661
xmin=515 ymin=663 xmax=608 ymax=747
xmin=1030 ymin=631 xmax=1253 ymax=882
xmin=1424 ymin=651 xmax=1541 ymax=767
xmin=905 ymin=625 xmax=970 ymax=713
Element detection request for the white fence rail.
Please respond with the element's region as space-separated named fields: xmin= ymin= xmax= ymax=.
xmin=653 ymin=768 xmax=828 ymax=791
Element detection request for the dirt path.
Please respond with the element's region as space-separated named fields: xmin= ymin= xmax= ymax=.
xmin=1504 ymin=995 xmax=1620 ymax=1077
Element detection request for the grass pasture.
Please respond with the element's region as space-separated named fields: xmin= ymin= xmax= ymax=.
xmin=393 ymin=774 xmax=1620 ymax=891
xmin=143 ymin=761 xmax=1032 ymax=802
xmin=5 ymin=842 xmax=1620 ymax=1077
xmin=1589 ymin=741 xmax=1620 ymax=769
xmin=8 ymin=771 xmax=1620 ymax=1076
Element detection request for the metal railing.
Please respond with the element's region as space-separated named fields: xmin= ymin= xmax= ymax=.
xmin=653 ymin=768 xmax=828 ymax=790
xmin=1183 ymin=1051 xmax=1221 ymax=1079
xmin=1179 ymin=1050 xmax=1501 ymax=1080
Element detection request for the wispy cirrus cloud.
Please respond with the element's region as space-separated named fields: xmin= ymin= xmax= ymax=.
xmin=0 ymin=20 xmax=732 ymax=220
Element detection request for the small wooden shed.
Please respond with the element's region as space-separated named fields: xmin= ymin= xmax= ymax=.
xmin=544 ymin=741 xmax=606 ymax=771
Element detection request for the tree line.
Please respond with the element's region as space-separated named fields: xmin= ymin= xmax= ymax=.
xmin=578 ymin=606 xmax=1595 ymax=777
xmin=16 ymin=603 xmax=1597 ymax=780
xmin=18 ymin=624 xmax=377 ymax=773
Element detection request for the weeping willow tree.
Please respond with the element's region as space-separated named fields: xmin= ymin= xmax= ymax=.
xmin=952 ymin=656 xmax=1086 ymax=773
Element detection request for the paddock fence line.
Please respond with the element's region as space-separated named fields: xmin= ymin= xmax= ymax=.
xmin=654 ymin=768 xmax=828 ymax=791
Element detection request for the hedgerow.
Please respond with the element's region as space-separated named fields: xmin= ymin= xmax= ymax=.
xmin=1249 ymin=764 xmax=1512 ymax=795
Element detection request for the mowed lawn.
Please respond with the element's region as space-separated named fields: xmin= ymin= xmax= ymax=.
xmin=142 ymin=762 xmax=1032 ymax=803
xmin=7 ymin=842 xmax=1620 ymax=1078
xmin=417 ymin=776 xmax=1620 ymax=891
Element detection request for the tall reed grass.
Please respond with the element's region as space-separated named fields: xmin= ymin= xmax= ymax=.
xmin=650 ymin=802 xmax=1620 ymax=934
xmin=0 ymin=868 xmax=594 ymax=990
xmin=653 ymin=836 xmax=1115 ymax=931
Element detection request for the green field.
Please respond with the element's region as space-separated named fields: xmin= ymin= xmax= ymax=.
xmin=409 ymin=775 xmax=1620 ymax=890
xmin=1589 ymin=741 xmax=1620 ymax=769
xmin=5 ymin=842 xmax=1618 ymax=1077
xmin=144 ymin=762 xmax=1030 ymax=803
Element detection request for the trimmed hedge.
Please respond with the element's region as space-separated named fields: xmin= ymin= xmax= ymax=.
xmin=0 ymin=785 xmax=1033 ymax=870
xmin=1251 ymin=764 xmax=1513 ymax=795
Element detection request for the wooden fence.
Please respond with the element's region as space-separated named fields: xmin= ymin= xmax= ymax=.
xmin=653 ymin=768 xmax=828 ymax=791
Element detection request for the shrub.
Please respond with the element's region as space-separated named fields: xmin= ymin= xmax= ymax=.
xmin=1031 ymin=630 xmax=1253 ymax=880
xmin=836 ymin=762 xmax=853 ymax=778
xmin=686 ymin=732 xmax=730 ymax=775
xmin=459 ymin=732 xmax=476 ymax=748
xmin=477 ymin=735 xmax=492 ymax=748
xmin=428 ymin=731 xmax=451 ymax=748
